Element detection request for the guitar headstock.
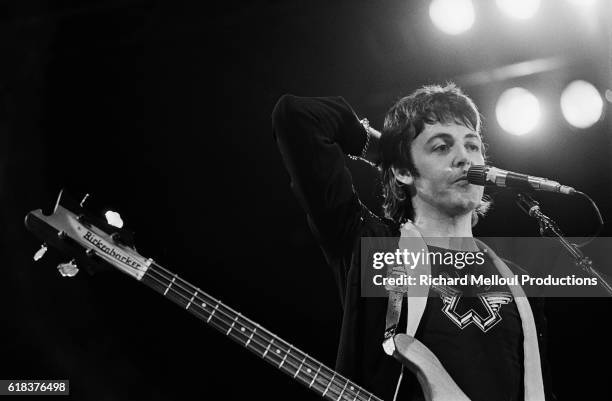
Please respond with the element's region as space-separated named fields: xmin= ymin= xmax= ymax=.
xmin=24 ymin=190 xmax=151 ymax=280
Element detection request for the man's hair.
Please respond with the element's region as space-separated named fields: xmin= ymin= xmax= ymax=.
xmin=378 ymin=83 xmax=491 ymax=225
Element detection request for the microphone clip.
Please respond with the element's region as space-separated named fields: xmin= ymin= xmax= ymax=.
xmin=516 ymin=193 xmax=565 ymax=238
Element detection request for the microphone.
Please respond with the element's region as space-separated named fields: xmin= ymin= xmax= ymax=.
xmin=467 ymin=165 xmax=576 ymax=195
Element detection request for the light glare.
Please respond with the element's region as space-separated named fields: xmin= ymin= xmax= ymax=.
xmin=496 ymin=87 xmax=541 ymax=136
xmin=566 ymin=0 xmax=597 ymax=6
xmin=105 ymin=211 xmax=124 ymax=228
xmin=496 ymin=0 xmax=540 ymax=20
xmin=560 ymin=80 xmax=603 ymax=129
xmin=429 ymin=0 xmax=475 ymax=35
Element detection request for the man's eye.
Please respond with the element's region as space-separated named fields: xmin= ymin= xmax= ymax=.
xmin=434 ymin=144 xmax=449 ymax=152
xmin=467 ymin=144 xmax=481 ymax=151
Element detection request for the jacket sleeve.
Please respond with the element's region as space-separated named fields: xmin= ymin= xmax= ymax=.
xmin=272 ymin=94 xmax=368 ymax=261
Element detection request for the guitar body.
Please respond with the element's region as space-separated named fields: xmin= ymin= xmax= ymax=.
xmin=392 ymin=334 xmax=469 ymax=401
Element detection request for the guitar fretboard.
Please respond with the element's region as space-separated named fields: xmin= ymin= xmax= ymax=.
xmin=140 ymin=261 xmax=381 ymax=401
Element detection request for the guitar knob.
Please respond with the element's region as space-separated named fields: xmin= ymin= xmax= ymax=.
xmin=33 ymin=243 xmax=48 ymax=261
xmin=57 ymin=260 xmax=79 ymax=277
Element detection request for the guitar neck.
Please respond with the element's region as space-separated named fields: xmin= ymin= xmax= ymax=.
xmin=140 ymin=261 xmax=381 ymax=401
xmin=23 ymin=203 xmax=380 ymax=400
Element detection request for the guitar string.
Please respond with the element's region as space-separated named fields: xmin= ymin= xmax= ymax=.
xmin=143 ymin=262 xmax=379 ymax=401
xmin=145 ymin=261 xmax=336 ymax=377
xmin=143 ymin=265 xmax=374 ymax=401
xmin=144 ymin=264 xmax=376 ymax=401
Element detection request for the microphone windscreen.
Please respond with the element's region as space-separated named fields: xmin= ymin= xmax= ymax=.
xmin=467 ymin=165 xmax=487 ymax=186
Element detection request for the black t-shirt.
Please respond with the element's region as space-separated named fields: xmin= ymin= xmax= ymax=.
xmin=405 ymin=246 xmax=524 ymax=401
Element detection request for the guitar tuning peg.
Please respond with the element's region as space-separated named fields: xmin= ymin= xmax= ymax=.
xmin=57 ymin=260 xmax=79 ymax=277
xmin=80 ymin=193 xmax=90 ymax=208
xmin=105 ymin=210 xmax=123 ymax=228
xmin=33 ymin=243 xmax=48 ymax=261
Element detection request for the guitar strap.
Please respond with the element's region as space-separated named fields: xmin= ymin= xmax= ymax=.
xmin=382 ymin=222 xmax=546 ymax=401
xmin=382 ymin=221 xmax=431 ymax=401
xmin=383 ymin=221 xmax=430 ymax=354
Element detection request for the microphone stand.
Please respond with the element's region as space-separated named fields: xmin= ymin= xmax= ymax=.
xmin=516 ymin=192 xmax=612 ymax=296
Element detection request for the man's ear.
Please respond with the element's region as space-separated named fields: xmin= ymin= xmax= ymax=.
xmin=392 ymin=167 xmax=413 ymax=186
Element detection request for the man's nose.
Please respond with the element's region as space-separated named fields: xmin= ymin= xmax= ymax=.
xmin=453 ymin=146 xmax=471 ymax=169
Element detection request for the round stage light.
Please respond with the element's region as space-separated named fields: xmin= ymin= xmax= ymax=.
xmin=560 ymin=80 xmax=603 ymax=129
xmin=496 ymin=87 xmax=541 ymax=136
xmin=429 ymin=0 xmax=475 ymax=35
xmin=496 ymin=0 xmax=540 ymax=20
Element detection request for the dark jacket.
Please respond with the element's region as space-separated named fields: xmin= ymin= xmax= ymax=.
xmin=273 ymin=94 xmax=554 ymax=401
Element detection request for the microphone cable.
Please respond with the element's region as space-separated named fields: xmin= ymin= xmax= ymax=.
xmin=573 ymin=190 xmax=604 ymax=247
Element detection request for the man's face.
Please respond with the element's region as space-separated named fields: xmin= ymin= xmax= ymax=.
xmin=407 ymin=122 xmax=485 ymax=218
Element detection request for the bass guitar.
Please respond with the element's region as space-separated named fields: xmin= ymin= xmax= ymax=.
xmin=25 ymin=190 xmax=468 ymax=401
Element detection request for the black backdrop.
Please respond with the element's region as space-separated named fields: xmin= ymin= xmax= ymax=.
xmin=2 ymin=1 xmax=611 ymax=400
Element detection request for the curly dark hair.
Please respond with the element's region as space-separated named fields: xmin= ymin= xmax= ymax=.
xmin=378 ymin=83 xmax=491 ymax=225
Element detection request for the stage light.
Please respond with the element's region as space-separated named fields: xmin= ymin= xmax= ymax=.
xmin=560 ymin=80 xmax=603 ymax=129
xmin=429 ymin=0 xmax=475 ymax=35
xmin=496 ymin=87 xmax=541 ymax=136
xmin=496 ymin=0 xmax=540 ymax=20
xmin=105 ymin=211 xmax=124 ymax=228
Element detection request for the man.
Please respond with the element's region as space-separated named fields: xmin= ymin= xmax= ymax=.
xmin=272 ymin=84 xmax=553 ymax=400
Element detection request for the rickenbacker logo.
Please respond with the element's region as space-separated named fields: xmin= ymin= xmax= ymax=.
xmin=83 ymin=230 xmax=142 ymax=269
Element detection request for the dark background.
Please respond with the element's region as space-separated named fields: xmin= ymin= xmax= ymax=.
xmin=2 ymin=0 xmax=611 ymax=400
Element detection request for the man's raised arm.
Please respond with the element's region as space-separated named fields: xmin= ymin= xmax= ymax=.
xmin=272 ymin=95 xmax=380 ymax=259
